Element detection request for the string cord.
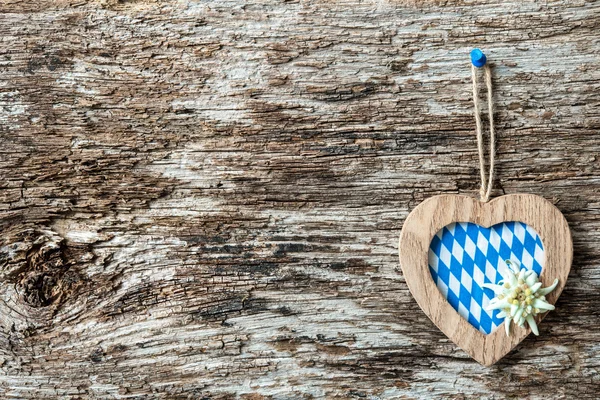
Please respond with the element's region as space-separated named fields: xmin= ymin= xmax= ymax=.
xmin=471 ymin=63 xmax=495 ymax=202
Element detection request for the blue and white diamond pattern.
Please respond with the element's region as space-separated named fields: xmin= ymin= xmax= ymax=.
xmin=428 ymin=222 xmax=544 ymax=334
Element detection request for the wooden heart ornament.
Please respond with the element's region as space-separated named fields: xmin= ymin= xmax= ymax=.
xmin=398 ymin=194 xmax=572 ymax=366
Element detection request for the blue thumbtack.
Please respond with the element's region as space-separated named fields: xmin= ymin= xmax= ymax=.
xmin=470 ymin=48 xmax=487 ymax=68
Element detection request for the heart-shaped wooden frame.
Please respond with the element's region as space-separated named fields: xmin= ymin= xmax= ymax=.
xmin=398 ymin=194 xmax=572 ymax=366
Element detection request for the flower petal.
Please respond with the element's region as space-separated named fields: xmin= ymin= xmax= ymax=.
xmin=482 ymin=283 xmax=504 ymax=293
xmin=507 ymin=260 xmax=520 ymax=274
xmin=486 ymin=299 xmax=510 ymax=311
xmin=526 ymin=314 xmax=539 ymax=336
xmin=498 ymin=268 xmax=511 ymax=283
xmin=525 ymin=272 xmax=538 ymax=287
xmin=510 ymin=303 xmax=518 ymax=317
xmin=537 ymin=278 xmax=559 ymax=296
xmin=532 ymin=298 xmax=555 ymax=311
xmin=530 ymin=282 xmax=543 ymax=293
xmin=508 ymin=271 xmax=518 ymax=286
xmin=513 ymin=307 xmax=524 ymax=324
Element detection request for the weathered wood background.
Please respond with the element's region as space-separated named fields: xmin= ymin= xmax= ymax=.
xmin=0 ymin=0 xmax=599 ymax=398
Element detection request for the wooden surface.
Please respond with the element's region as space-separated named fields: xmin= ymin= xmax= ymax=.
xmin=399 ymin=194 xmax=573 ymax=366
xmin=0 ymin=0 xmax=599 ymax=398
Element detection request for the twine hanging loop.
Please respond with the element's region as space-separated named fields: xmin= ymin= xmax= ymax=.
xmin=470 ymin=49 xmax=495 ymax=203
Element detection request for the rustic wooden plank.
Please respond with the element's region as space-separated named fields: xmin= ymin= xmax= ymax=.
xmin=0 ymin=0 xmax=598 ymax=398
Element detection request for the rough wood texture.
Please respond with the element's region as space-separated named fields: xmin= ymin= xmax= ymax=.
xmin=0 ymin=0 xmax=599 ymax=398
xmin=399 ymin=194 xmax=573 ymax=366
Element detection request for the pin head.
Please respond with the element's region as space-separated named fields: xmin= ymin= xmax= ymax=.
xmin=470 ymin=48 xmax=487 ymax=68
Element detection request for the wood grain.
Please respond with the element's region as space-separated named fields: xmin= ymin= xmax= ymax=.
xmin=398 ymin=194 xmax=573 ymax=366
xmin=0 ymin=0 xmax=599 ymax=398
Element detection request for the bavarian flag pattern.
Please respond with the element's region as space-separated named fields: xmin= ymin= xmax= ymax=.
xmin=428 ymin=221 xmax=544 ymax=334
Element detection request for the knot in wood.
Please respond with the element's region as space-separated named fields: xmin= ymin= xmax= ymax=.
xmin=0 ymin=228 xmax=72 ymax=308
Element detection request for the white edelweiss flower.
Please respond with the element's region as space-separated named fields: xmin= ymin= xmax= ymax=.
xmin=482 ymin=260 xmax=559 ymax=337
